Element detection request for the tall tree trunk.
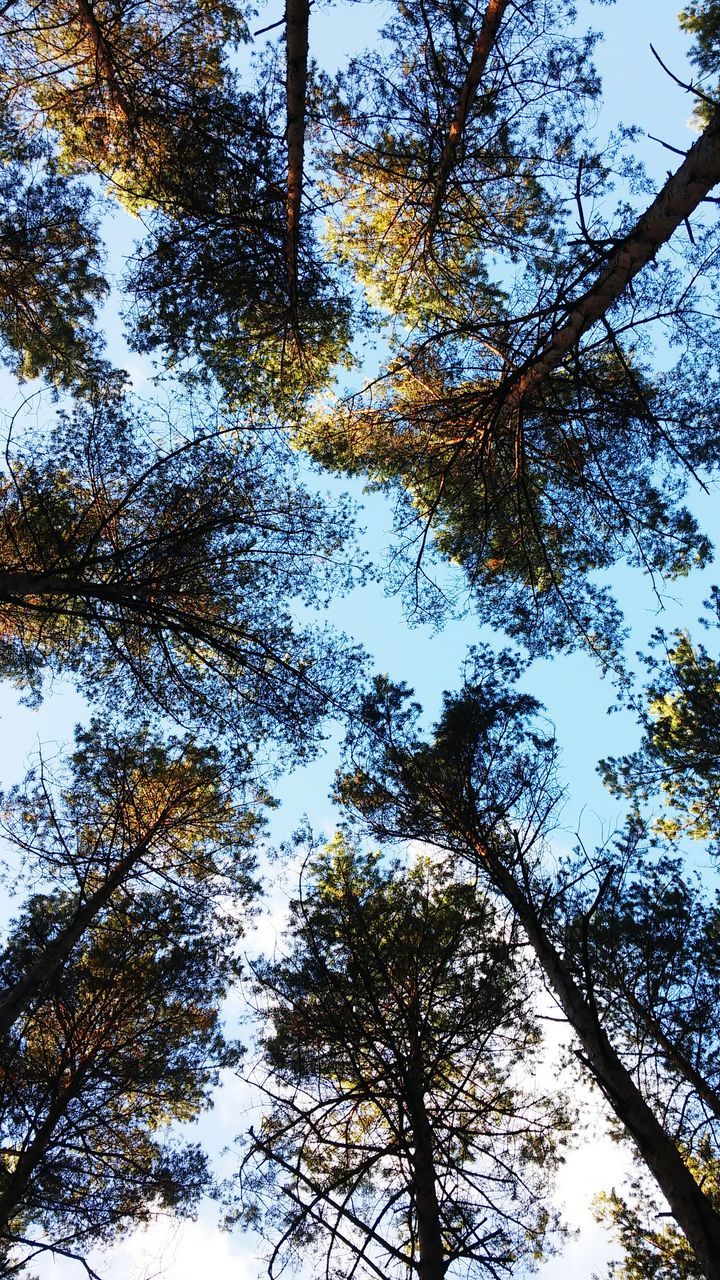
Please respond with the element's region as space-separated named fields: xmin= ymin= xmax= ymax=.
xmin=508 ymin=106 xmax=720 ymax=406
xmin=424 ymin=0 xmax=510 ymax=248
xmin=285 ymin=0 xmax=310 ymax=348
xmin=407 ymin=1069 xmax=446 ymax=1280
xmin=0 ymin=1061 xmax=90 ymax=1227
xmin=473 ymin=835 xmax=720 ymax=1280
xmin=75 ymin=0 xmax=135 ymax=123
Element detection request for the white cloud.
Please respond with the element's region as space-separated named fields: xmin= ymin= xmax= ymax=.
xmin=31 ymin=1205 xmax=264 ymax=1280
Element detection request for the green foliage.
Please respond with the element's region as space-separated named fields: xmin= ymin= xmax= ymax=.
xmin=0 ymin=108 xmax=110 ymax=391
xmin=601 ymin=596 xmax=720 ymax=847
xmin=0 ymin=884 xmax=242 ymax=1273
xmin=680 ymin=1 xmax=720 ymax=126
xmin=0 ymin=0 xmax=249 ymax=209
xmin=320 ymin=0 xmax=599 ymax=328
xmin=0 ymin=3 xmax=358 ymax=404
xmin=333 ymin=653 xmax=720 ymax=1278
xmin=291 ymin=0 xmax=720 ymax=659
xmin=336 ymin=645 xmax=559 ymax=858
xmin=1 ymin=716 xmax=261 ymax=905
xmin=0 ymin=2 xmax=720 ymax=1276
xmin=239 ymin=835 xmax=568 ymax=1278
xmin=0 ymin=389 xmax=362 ymax=752
xmin=125 ymin=78 xmax=353 ymax=411
xmin=299 ymin=344 xmax=710 ymax=658
xmin=0 ymin=716 xmax=259 ymax=1274
xmin=594 ymin=1144 xmax=720 ymax=1280
xmin=559 ymin=837 xmax=720 ymax=1153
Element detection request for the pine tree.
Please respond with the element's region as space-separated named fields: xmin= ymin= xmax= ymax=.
xmin=238 ymin=835 xmax=567 ymax=1280
xmin=333 ymin=649 xmax=720 ymax=1279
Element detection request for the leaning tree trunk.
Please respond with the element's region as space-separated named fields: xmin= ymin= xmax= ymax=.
xmin=0 ymin=832 xmax=156 ymax=1036
xmin=473 ymin=833 xmax=720 ymax=1280
xmin=75 ymin=0 xmax=135 ymax=122
xmin=508 ymin=105 xmax=720 ymax=406
xmin=424 ymin=0 xmax=510 ymax=248
xmin=0 ymin=1060 xmax=90 ymax=1227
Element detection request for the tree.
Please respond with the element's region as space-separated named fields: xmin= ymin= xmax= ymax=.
xmin=0 ymin=104 xmax=113 ymax=393
xmin=678 ymin=1 xmax=720 ymax=127
xmin=0 ymin=716 xmax=260 ymax=1036
xmin=331 ymin=649 xmax=720 ymax=1280
xmin=0 ymin=712 xmax=260 ymax=1275
xmin=594 ymin=1165 xmax=718 ymax=1280
xmin=0 ymin=883 xmax=244 ymax=1276
xmin=601 ymin=593 xmax=720 ymax=847
xmin=320 ymin=0 xmax=597 ymax=322
xmin=296 ymin=0 xmax=720 ymax=658
xmin=0 ymin=0 xmax=248 ymax=209
xmin=237 ymin=835 xmax=567 ymax=1280
xmin=104 ymin=0 xmax=720 ymax=669
xmin=1 ymin=2 xmax=720 ymax=1276
xmin=0 ymin=0 xmax=355 ymax=404
xmin=124 ymin=75 xmax=352 ymax=411
xmin=0 ymin=390 xmax=360 ymax=750
xmin=574 ymin=846 xmax=720 ymax=1136
xmin=571 ymin=845 xmax=720 ymax=1280
xmin=284 ymin=0 xmax=311 ymax=349
xmin=422 ymin=0 xmax=513 ymax=252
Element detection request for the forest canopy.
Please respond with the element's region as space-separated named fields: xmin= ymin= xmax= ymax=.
xmin=0 ymin=2 xmax=719 ymax=1280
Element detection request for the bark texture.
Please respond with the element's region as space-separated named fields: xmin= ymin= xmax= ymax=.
xmin=75 ymin=0 xmax=135 ymax=122
xmin=407 ymin=1070 xmax=446 ymax=1279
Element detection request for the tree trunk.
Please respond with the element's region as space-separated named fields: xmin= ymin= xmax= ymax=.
xmin=509 ymin=105 xmax=720 ymax=406
xmin=0 ymin=1062 xmax=89 ymax=1227
xmin=424 ymin=0 xmax=510 ymax=247
xmin=474 ymin=836 xmax=720 ymax=1280
xmin=285 ymin=0 xmax=310 ymax=346
xmin=0 ymin=837 xmax=151 ymax=1036
xmin=0 ymin=569 xmax=138 ymax=607
xmin=407 ymin=1070 xmax=446 ymax=1280
xmin=75 ymin=0 xmax=135 ymax=123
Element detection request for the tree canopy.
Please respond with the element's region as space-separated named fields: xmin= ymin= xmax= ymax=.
xmin=0 ymin=388 xmax=362 ymax=753
xmin=0 ymin=885 xmax=242 ymax=1274
xmin=0 ymin=714 xmax=260 ymax=1272
xmin=238 ymin=836 xmax=567 ymax=1280
xmin=331 ymin=650 xmax=720 ymax=1278
xmin=601 ymin=595 xmax=720 ymax=846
